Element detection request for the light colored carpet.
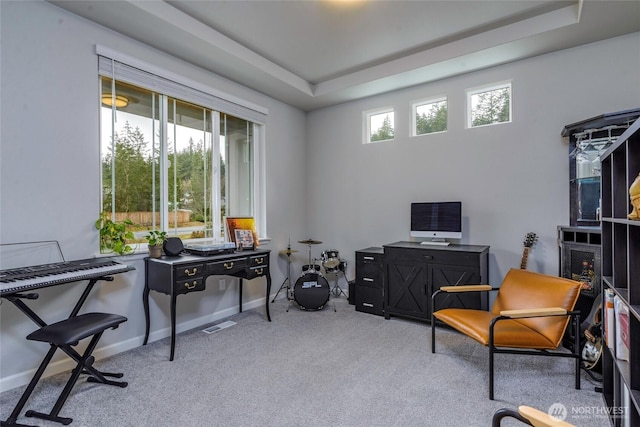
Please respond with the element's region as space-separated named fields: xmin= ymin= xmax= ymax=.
xmin=0 ymin=297 xmax=608 ymax=426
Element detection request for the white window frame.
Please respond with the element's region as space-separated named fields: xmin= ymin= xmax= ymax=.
xmin=97 ymin=46 xmax=269 ymax=243
xmin=363 ymin=107 xmax=395 ymax=144
xmin=466 ymin=81 xmax=512 ymax=128
xmin=412 ymin=96 xmax=448 ymax=137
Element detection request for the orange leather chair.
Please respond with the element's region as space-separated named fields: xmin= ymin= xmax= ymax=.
xmin=431 ymin=268 xmax=582 ymax=400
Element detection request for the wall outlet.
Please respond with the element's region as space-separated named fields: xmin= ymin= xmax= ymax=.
xmin=219 ymin=279 xmax=226 ymax=290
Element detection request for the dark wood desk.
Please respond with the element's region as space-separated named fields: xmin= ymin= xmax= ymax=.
xmin=143 ymin=249 xmax=271 ymax=360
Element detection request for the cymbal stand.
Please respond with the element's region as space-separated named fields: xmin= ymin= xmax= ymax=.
xmin=329 ymin=268 xmax=348 ymax=298
xmin=306 ymin=243 xmax=313 ymax=270
xmin=272 ymin=246 xmax=293 ymax=302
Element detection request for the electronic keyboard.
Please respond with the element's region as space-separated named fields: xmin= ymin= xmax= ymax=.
xmin=0 ymin=258 xmax=133 ymax=296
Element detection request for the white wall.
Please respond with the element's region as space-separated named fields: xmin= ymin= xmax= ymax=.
xmin=306 ymin=32 xmax=640 ymax=285
xmin=0 ymin=0 xmax=307 ymax=390
xmin=1 ymin=0 xmax=639 ymax=392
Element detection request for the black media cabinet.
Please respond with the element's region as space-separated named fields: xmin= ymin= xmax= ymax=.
xmin=355 ymin=242 xmax=489 ymax=321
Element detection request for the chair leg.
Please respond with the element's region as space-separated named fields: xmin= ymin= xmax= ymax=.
xmin=489 ymin=345 xmax=495 ymax=400
xmin=1 ymin=346 xmax=58 ymax=427
xmin=25 ymin=332 xmax=104 ymax=425
xmin=431 ymin=313 xmax=436 ymax=353
xmin=574 ymin=314 xmax=581 ymax=390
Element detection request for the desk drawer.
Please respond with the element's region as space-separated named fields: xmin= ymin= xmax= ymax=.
xmin=175 ymin=264 xmax=205 ymax=281
xmin=207 ymin=258 xmax=247 ymax=275
xmin=246 ymin=265 xmax=268 ymax=279
xmin=176 ymin=277 xmax=205 ymax=295
xmin=249 ymin=254 xmax=268 ymax=268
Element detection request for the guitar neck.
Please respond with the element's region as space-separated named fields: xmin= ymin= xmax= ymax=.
xmin=520 ymin=247 xmax=530 ymax=270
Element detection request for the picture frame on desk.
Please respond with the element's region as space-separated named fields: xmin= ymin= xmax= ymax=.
xmin=225 ymin=217 xmax=259 ymax=247
xmin=234 ymin=229 xmax=255 ymax=250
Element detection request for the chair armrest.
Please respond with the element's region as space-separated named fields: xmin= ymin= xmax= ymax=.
xmin=439 ymin=284 xmax=495 ymax=293
xmin=519 ymin=405 xmax=575 ymax=426
xmin=500 ymin=307 xmax=567 ymax=319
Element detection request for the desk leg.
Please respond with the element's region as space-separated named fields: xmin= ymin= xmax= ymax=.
xmin=239 ymin=279 xmax=243 ymax=313
xmin=143 ymin=285 xmax=150 ymax=346
xmin=170 ymin=293 xmax=177 ymax=361
xmin=265 ymin=273 xmax=271 ymax=322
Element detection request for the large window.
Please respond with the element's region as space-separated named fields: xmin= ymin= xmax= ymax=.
xmin=467 ymin=82 xmax=512 ymax=128
xmin=100 ymin=66 xmax=263 ymax=246
xmin=413 ymin=97 xmax=448 ymax=136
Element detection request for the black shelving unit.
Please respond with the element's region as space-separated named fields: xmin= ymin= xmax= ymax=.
xmin=600 ymin=115 xmax=640 ymax=426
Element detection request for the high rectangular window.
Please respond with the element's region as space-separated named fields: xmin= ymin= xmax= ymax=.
xmin=413 ymin=97 xmax=447 ymax=136
xmin=364 ymin=108 xmax=395 ymax=143
xmin=467 ymin=82 xmax=512 ymax=128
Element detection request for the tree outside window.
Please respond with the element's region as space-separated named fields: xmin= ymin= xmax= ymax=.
xmin=468 ymin=83 xmax=511 ymax=127
xmin=414 ymin=98 xmax=447 ymax=136
xmin=366 ymin=109 xmax=395 ymax=143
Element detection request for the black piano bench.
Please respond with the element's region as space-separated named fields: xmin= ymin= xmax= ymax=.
xmin=23 ymin=312 xmax=128 ymax=425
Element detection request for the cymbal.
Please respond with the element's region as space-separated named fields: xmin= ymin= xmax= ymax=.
xmin=279 ymin=249 xmax=298 ymax=255
xmin=298 ymin=239 xmax=322 ymax=245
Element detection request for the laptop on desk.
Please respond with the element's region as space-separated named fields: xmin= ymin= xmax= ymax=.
xmin=183 ymin=241 xmax=236 ymax=256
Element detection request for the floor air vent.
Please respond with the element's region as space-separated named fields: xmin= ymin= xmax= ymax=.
xmin=202 ymin=320 xmax=236 ymax=334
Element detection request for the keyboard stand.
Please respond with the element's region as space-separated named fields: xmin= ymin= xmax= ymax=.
xmin=1 ymin=276 xmax=126 ymax=427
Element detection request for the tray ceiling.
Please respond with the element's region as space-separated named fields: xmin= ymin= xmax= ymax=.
xmin=48 ymin=0 xmax=640 ymax=111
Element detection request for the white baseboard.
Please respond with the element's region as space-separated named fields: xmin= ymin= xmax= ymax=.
xmin=0 ymin=297 xmax=266 ymax=393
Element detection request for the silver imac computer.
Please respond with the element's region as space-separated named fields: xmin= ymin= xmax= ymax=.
xmin=410 ymin=201 xmax=462 ymax=246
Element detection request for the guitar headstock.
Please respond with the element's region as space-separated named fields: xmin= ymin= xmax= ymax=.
xmin=523 ymin=232 xmax=538 ymax=248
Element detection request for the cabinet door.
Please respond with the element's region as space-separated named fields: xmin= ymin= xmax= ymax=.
xmin=385 ymin=255 xmax=429 ymax=319
xmin=429 ymin=264 xmax=482 ymax=311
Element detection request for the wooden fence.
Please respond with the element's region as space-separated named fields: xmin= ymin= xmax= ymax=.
xmin=113 ymin=210 xmax=191 ymax=226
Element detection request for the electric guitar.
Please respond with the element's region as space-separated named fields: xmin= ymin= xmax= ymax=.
xmin=581 ymin=293 xmax=603 ymax=372
xmin=520 ymin=232 xmax=538 ymax=270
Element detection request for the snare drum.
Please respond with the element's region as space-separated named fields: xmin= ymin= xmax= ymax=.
xmin=294 ymin=271 xmax=330 ymax=310
xmin=321 ymin=250 xmax=341 ymax=272
xmin=302 ymin=264 xmax=321 ymax=273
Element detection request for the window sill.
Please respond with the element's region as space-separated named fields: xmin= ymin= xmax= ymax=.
xmin=94 ymin=237 xmax=271 ymax=260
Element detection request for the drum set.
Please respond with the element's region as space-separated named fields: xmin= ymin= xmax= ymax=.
xmin=274 ymin=239 xmax=348 ymax=311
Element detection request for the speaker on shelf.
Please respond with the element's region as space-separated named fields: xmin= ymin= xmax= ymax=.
xmin=163 ymin=237 xmax=184 ymax=257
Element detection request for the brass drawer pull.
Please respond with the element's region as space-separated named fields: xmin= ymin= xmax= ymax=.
xmin=254 ymin=257 xmax=264 ymax=264
xmin=224 ymin=262 xmax=234 ymax=270
xmin=255 ymin=268 xmax=263 ymax=275
xmin=185 ymin=281 xmax=198 ymax=290
xmin=184 ymin=267 xmax=198 ymax=276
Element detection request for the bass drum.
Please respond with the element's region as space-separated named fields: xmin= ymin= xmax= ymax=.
xmin=294 ymin=272 xmax=330 ymax=310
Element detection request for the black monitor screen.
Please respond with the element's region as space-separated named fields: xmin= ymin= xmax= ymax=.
xmin=411 ymin=202 xmax=461 ymax=232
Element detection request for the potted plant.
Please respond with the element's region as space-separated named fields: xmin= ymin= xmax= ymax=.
xmin=95 ymin=213 xmax=135 ymax=255
xmin=145 ymin=230 xmax=167 ymax=258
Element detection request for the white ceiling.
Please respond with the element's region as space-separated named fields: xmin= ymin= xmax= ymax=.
xmin=48 ymin=0 xmax=640 ymax=111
